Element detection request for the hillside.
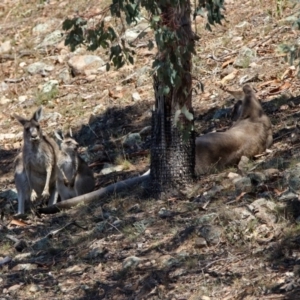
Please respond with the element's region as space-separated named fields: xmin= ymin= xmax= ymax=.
xmin=1 ymin=0 xmax=300 ymax=299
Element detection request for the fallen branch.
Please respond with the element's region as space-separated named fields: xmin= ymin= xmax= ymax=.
xmin=38 ymin=172 xmax=150 ymax=214
xmin=0 ymin=256 xmax=12 ymax=267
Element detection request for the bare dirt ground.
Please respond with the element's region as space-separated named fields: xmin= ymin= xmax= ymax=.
xmin=1 ymin=0 xmax=300 ymax=299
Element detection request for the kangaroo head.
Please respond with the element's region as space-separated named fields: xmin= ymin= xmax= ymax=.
xmin=228 ymin=85 xmax=263 ymax=122
xmin=13 ymin=106 xmax=44 ymax=143
xmin=237 ymin=85 xmax=263 ymax=120
xmin=55 ymin=130 xmax=79 ymax=154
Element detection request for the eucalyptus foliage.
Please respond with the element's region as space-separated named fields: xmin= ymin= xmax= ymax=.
xmin=63 ymin=0 xmax=225 ymax=95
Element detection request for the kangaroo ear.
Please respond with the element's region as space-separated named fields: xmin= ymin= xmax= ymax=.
xmin=231 ymin=100 xmax=243 ymax=121
xmin=12 ymin=114 xmax=27 ymax=126
xmin=54 ymin=130 xmax=64 ymax=141
xmin=32 ymin=106 xmax=43 ymax=122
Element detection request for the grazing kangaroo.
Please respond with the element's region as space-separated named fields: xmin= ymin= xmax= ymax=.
xmin=13 ymin=107 xmax=58 ymax=214
xmin=195 ymin=85 xmax=273 ymax=175
xmin=55 ymin=130 xmax=95 ymax=201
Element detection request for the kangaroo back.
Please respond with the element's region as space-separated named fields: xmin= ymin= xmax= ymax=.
xmin=55 ymin=130 xmax=95 ymax=200
xmin=195 ymin=85 xmax=272 ymax=175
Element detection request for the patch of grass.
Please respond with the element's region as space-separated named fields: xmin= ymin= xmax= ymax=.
xmin=0 ymin=241 xmax=11 ymax=254
xmin=122 ymin=225 xmax=138 ymax=241
xmin=34 ymin=87 xmax=59 ymax=106
xmin=284 ymin=223 xmax=300 ymax=239
xmin=115 ymin=156 xmax=132 ymax=170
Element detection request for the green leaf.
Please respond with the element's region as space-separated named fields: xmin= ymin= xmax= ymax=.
xmin=152 ymin=15 xmax=160 ymax=22
xmin=163 ymin=85 xmax=170 ymax=95
xmin=181 ymin=105 xmax=194 ymax=121
xmin=62 ymin=18 xmax=75 ymax=31
xmin=174 ymin=109 xmax=181 ymax=124
xmin=128 ymin=55 xmax=134 ymax=64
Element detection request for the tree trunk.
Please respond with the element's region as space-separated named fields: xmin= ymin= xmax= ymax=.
xmin=150 ymin=0 xmax=195 ymax=196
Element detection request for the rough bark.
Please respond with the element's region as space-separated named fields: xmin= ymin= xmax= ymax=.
xmin=149 ymin=0 xmax=195 ymax=196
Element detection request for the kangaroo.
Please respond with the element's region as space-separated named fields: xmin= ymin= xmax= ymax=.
xmin=55 ymin=130 xmax=95 ymax=201
xmin=13 ymin=107 xmax=59 ymax=214
xmin=195 ymin=85 xmax=273 ymax=175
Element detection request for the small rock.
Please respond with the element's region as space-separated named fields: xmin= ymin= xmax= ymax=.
xmin=66 ymin=265 xmax=85 ymax=274
xmin=122 ymin=133 xmax=142 ymax=148
xmin=123 ymin=20 xmax=151 ymax=43
xmin=58 ymin=68 xmax=70 ymax=83
xmin=0 ymin=82 xmax=9 ymax=93
xmin=122 ymin=256 xmax=141 ymax=269
xmin=13 ymin=264 xmax=37 ymax=271
xmin=68 ymin=55 xmax=105 ymax=76
xmin=234 ymin=176 xmax=252 ymax=194
xmin=0 ymin=40 xmax=12 ymax=54
xmin=8 ymin=284 xmax=22 ymax=293
xmin=251 ymin=198 xmax=278 ymax=225
xmin=195 ymin=213 xmax=218 ymax=225
xmin=0 ymin=189 xmax=18 ymax=201
xmin=263 ymin=168 xmax=279 ymax=179
xmin=158 ymin=207 xmax=173 ymax=218
xmin=237 ymin=155 xmax=250 ymax=172
xmin=0 ymin=96 xmax=11 ymax=105
xmin=194 ymin=237 xmax=207 ymax=248
xmin=158 ymin=254 xmax=179 ymax=268
xmin=279 ymin=191 xmax=297 ymax=201
xmin=227 ymin=172 xmax=241 ymax=180
xmin=198 ymin=225 xmax=223 ymax=245
xmin=18 ymin=95 xmax=28 ymax=103
xmin=37 ymin=30 xmax=64 ymax=48
xmin=29 ymin=284 xmax=40 ymax=293
xmin=32 ymin=19 xmax=60 ymax=35
xmin=234 ymin=46 xmax=257 ymax=68
xmin=248 ymin=172 xmax=266 ymax=184
xmin=41 ymin=80 xmax=58 ymax=94
xmin=132 ymin=91 xmax=141 ymax=101
xmin=26 ymin=62 xmax=54 ymax=75
xmin=86 ymin=247 xmax=107 ymax=259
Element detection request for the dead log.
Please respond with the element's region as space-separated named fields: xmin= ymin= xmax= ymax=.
xmin=38 ymin=172 xmax=150 ymax=214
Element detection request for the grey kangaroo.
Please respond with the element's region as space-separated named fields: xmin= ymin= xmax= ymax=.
xmin=55 ymin=130 xmax=95 ymax=200
xmin=13 ymin=107 xmax=58 ymax=214
xmin=195 ymin=85 xmax=273 ymax=175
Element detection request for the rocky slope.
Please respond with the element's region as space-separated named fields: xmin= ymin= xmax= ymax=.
xmin=1 ymin=0 xmax=300 ymax=299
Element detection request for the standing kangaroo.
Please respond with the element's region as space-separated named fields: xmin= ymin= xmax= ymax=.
xmin=55 ymin=130 xmax=95 ymax=200
xmin=195 ymin=85 xmax=273 ymax=175
xmin=13 ymin=107 xmax=58 ymax=214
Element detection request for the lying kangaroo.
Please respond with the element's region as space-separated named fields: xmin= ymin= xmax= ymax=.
xmin=195 ymin=85 xmax=273 ymax=175
xmin=13 ymin=107 xmax=58 ymax=214
xmin=55 ymin=130 xmax=95 ymax=200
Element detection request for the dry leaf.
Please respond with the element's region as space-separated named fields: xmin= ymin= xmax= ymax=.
xmin=281 ymin=66 xmax=295 ymax=80
xmin=258 ymin=79 xmax=280 ymax=88
xmin=10 ymin=219 xmax=28 ymax=227
xmin=236 ymin=191 xmax=247 ymax=201
xmin=222 ymin=58 xmax=235 ymax=68
xmin=220 ymin=69 xmax=238 ymax=85
xmin=268 ymin=82 xmax=291 ymax=95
